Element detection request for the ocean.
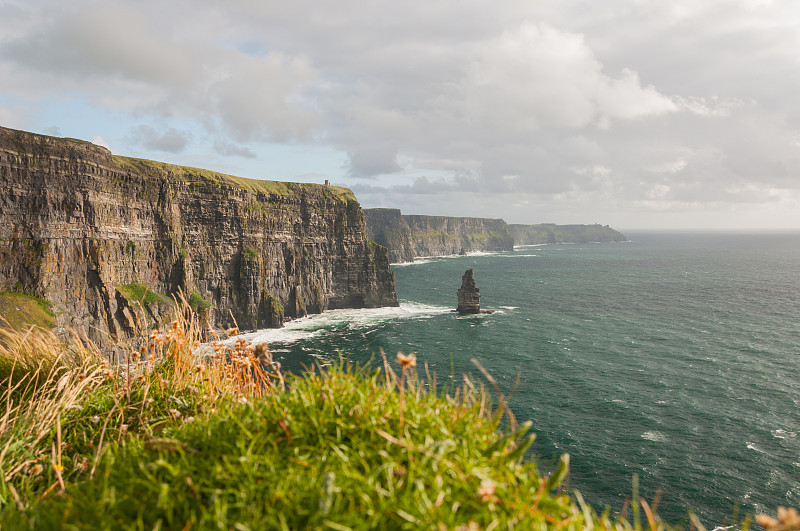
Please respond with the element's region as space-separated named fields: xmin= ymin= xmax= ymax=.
xmin=240 ymin=232 xmax=800 ymax=525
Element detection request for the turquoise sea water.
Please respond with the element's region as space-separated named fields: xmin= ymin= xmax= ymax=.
xmin=242 ymin=232 xmax=800 ymax=524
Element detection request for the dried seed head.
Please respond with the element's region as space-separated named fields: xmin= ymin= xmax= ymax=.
xmin=397 ymin=352 xmax=417 ymax=369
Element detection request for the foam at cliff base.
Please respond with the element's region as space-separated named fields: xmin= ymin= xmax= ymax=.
xmin=241 ymin=302 xmax=452 ymax=346
xmin=392 ymin=250 xmax=512 ymax=266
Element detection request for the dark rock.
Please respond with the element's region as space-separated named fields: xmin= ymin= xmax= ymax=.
xmin=364 ymin=208 xmax=514 ymax=263
xmin=0 ymin=126 xmax=398 ymax=344
xmin=456 ymin=269 xmax=481 ymax=314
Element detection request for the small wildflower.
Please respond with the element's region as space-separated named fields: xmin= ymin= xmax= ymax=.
xmin=456 ymin=521 xmax=481 ymax=531
xmin=168 ymin=408 xmax=182 ymax=419
xmin=31 ymin=464 xmax=43 ymax=476
xmin=90 ymin=415 xmax=101 ymax=424
xmin=120 ymin=424 xmax=129 ymax=432
xmin=477 ymin=479 xmax=497 ymax=503
xmin=184 ymin=416 xmax=195 ymax=423
xmin=146 ymin=397 xmax=155 ymax=405
xmin=397 ymin=352 xmax=417 ymax=369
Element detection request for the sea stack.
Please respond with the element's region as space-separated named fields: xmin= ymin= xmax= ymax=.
xmin=456 ymin=269 xmax=481 ymax=314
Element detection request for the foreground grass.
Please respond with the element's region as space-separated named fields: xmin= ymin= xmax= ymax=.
xmin=0 ymin=306 xmax=789 ymax=529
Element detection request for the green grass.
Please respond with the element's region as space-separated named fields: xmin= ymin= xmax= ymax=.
xmin=241 ymin=247 xmax=259 ymax=261
xmin=111 ymin=155 xmax=356 ymax=203
xmin=188 ymin=291 xmax=211 ymax=312
xmin=0 ymin=292 xmax=55 ymax=331
xmin=116 ymin=283 xmax=174 ymax=308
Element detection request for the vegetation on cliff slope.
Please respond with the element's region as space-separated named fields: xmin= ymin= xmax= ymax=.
xmin=0 ymin=305 xmax=782 ymax=529
xmin=0 ymin=292 xmax=54 ymax=332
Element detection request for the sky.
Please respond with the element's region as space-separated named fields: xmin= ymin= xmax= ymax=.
xmin=1 ymin=0 xmax=799 ymax=230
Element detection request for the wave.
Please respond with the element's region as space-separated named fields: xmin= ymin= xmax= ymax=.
xmin=391 ymin=258 xmax=441 ymax=267
xmin=240 ymin=302 xmax=452 ymax=346
xmin=641 ymin=430 xmax=667 ymax=442
xmin=746 ymin=442 xmax=766 ymax=453
xmin=772 ymin=429 xmax=796 ymax=439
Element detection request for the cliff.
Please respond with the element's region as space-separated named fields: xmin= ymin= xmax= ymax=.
xmin=364 ymin=209 xmax=625 ymax=262
xmin=509 ymin=223 xmax=626 ymax=245
xmin=0 ymin=126 xmax=397 ymax=343
xmin=364 ymin=208 xmax=514 ymax=263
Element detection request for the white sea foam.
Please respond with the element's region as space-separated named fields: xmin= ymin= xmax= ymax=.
xmin=772 ymin=429 xmax=796 ymax=439
xmin=239 ymin=302 xmax=452 ymax=346
xmin=500 ymin=306 xmax=519 ymax=310
xmin=641 ymin=431 xmax=667 ymax=442
xmin=391 ymin=258 xmax=439 ymax=267
xmin=746 ymin=442 xmax=765 ymax=453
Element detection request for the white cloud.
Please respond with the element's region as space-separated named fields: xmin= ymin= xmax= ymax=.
xmin=1 ymin=0 xmax=799 ymax=228
xmin=91 ymin=135 xmax=111 ymax=150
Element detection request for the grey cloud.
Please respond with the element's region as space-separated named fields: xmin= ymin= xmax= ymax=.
xmin=213 ymin=139 xmax=257 ymax=159
xmin=2 ymin=0 xmax=800 ymax=228
xmin=128 ymin=125 xmax=191 ymax=153
xmin=345 ymin=145 xmax=402 ymax=178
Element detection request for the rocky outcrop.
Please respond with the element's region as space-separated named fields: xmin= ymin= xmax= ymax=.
xmin=0 ymin=126 xmax=397 ymax=344
xmin=509 ymin=223 xmax=626 ymax=245
xmin=364 ymin=208 xmax=514 ymax=263
xmin=456 ymin=269 xmax=481 ymax=314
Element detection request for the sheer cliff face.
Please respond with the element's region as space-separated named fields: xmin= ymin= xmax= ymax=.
xmin=0 ymin=127 xmax=397 ymax=342
xmin=508 ymin=224 xmax=626 ymax=245
xmin=364 ymin=209 xmax=514 ymax=263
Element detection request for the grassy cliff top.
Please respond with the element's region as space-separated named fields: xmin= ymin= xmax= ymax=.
xmin=112 ymin=155 xmax=356 ymax=203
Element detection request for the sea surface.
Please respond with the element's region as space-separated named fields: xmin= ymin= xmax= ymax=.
xmin=241 ymin=232 xmax=800 ymax=524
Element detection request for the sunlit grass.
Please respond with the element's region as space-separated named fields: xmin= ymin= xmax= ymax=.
xmin=0 ymin=302 xmax=788 ymax=529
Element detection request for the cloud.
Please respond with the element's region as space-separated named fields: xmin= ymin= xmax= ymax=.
xmin=128 ymin=125 xmax=191 ymax=153
xmin=91 ymin=135 xmax=111 ymax=150
xmin=213 ymin=139 xmax=256 ymax=159
xmin=1 ymin=0 xmax=800 ymax=228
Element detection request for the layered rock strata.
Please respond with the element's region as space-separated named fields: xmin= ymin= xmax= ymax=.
xmin=364 ymin=208 xmax=626 ymax=263
xmin=364 ymin=208 xmax=514 ymax=263
xmin=0 ymin=126 xmax=397 ymax=344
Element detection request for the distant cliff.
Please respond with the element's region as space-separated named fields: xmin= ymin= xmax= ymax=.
xmin=364 ymin=209 xmax=625 ymax=262
xmin=509 ymin=223 xmax=626 ymax=245
xmin=0 ymin=126 xmax=397 ymax=343
xmin=364 ymin=209 xmax=514 ymax=263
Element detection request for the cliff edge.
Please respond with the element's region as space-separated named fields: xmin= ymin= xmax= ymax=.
xmin=0 ymin=126 xmax=397 ymax=343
